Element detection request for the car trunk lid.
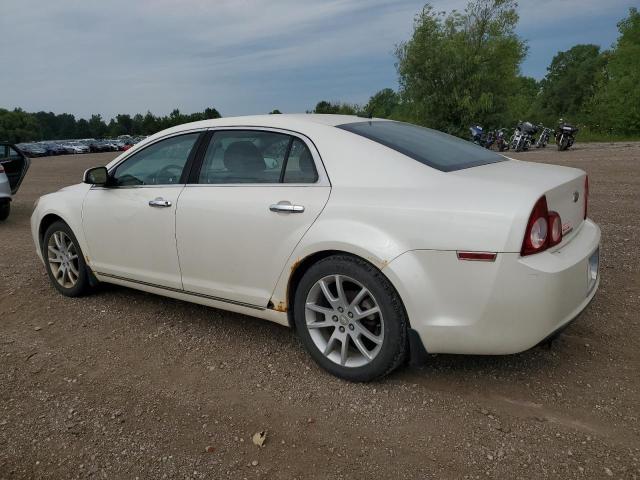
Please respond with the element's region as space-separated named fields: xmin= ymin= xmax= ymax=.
xmin=451 ymin=158 xmax=587 ymax=247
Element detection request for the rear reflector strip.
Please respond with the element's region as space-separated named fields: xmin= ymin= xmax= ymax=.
xmin=456 ymin=251 xmax=497 ymax=262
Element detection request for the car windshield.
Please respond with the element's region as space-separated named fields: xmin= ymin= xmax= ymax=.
xmin=337 ymin=121 xmax=506 ymax=172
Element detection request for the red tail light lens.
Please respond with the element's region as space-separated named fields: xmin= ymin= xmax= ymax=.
xmin=548 ymin=211 xmax=562 ymax=246
xmin=522 ymin=197 xmax=549 ymax=255
xmin=522 ymin=196 xmax=564 ymax=255
xmin=584 ymin=175 xmax=589 ymax=219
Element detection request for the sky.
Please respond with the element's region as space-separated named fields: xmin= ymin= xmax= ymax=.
xmin=0 ymin=0 xmax=636 ymax=120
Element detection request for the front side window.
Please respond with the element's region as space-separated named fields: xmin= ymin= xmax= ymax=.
xmin=198 ymin=130 xmax=318 ymax=184
xmin=112 ymin=133 xmax=200 ymax=186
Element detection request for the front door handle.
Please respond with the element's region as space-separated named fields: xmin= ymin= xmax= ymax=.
xmin=149 ymin=197 xmax=172 ymax=208
xmin=269 ymin=201 xmax=305 ymax=213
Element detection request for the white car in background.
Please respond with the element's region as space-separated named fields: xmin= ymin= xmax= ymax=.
xmin=1 ymin=143 xmax=30 ymax=221
xmin=62 ymin=142 xmax=89 ymax=154
xmin=30 ymin=115 xmax=600 ymax=381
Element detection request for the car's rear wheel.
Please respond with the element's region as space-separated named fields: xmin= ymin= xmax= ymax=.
xmin=294 ymin=255 xmax=407 ymax=382
xmin=43 ymin=221 xmax=92 ymax=297
xmin=0 ymin=200 xmax=10 ymax=221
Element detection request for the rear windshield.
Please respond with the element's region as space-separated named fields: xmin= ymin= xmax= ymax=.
xmin=337 ymin=121 xmax=505 ymax=172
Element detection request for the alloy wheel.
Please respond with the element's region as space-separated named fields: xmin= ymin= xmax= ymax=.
xmin=47 ymin=231 xmax=80 ymax=289
xmin=304 ymin=274 xmax=384 ymax=368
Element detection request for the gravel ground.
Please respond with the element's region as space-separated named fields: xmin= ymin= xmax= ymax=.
xmin=0 ymin=143 xmax=639 ymax=479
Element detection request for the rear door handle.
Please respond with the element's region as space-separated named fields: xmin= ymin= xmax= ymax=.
xmin=149 ymin=197 xmax=172 ymax=208
xmin=269 ymin=201 xmax=305 ymax=213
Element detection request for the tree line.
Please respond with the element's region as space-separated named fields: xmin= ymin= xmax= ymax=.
xmin=312 ymin=2 xmax=640 ymax=140
xmin=0 ymin=107 xmax=221 ymax=143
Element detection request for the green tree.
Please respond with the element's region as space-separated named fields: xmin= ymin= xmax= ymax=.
xmin=363 ymin=88 xmax=400 ymax=118
xmin=0 ymin=108 xmax=40 ymax=143
xmin=504 ymin=76 xmax=539 ymax=126
xmin=88 ymin=114 xmax=107 ymax=138
xmin=269 ymin=109 xmax=282 ymax=114
xmin=203 ymin=107 xmax=222 ymax=119
xmin=76 ymin=118 xmax=91 ymax=138
xmin=533 ymin=44 xmax=605 ymax=125
xmin=55 ymin=113 xmax=77 ymax=139
xmin=396 ymin=0 xmax=526 ymax=134
xmin=142 ymin=111 xmax=159 ymax=135
xmin=591 ymin=8 xmax=640 ymax=135
xmin=313 ymin=100 xmax=360 ymax=115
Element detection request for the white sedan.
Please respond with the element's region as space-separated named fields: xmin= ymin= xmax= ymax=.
xmin=31 ymin=115 xmax=600 ymax=381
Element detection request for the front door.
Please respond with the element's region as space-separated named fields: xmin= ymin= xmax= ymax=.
xmin=176 ymin=129 xmax=331 ymax=307
xmin=82 ymin=132 xmax=202 ymax=289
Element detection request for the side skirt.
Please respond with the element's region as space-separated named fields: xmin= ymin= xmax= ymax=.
xmin=93 ymin=272 xmax=289 ymax=327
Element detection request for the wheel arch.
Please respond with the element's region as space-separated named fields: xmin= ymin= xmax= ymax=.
xmin=282 ymin=249 xmax=410 ymax=330
xmin=38 ymin=211 xmax=99 ymax=287
xmin=38 ymin=213 xmax=67 ymax=250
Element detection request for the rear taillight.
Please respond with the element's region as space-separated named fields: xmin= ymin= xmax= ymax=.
xmin=521 ymin=196 xmax=563 ymax=256
xmin=584 ymin=175 xmax=589 ymax=219
xmin=548 ymin=211 xmax=562 ymax=247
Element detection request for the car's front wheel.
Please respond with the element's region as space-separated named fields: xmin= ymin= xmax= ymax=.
xmin=43 ymin=221 xmax=92 ymax=297
xmin=294 ymin=255 xmax=408 ymax=382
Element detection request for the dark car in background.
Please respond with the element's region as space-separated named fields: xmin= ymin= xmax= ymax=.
xmin=42 ymin=143 xmax=67 ymax=156
xmin=17 ymin=143 xmax=48 ymax=157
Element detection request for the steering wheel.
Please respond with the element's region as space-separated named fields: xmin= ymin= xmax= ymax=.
xmin=151 ymin=164 xmax=183 ymax=185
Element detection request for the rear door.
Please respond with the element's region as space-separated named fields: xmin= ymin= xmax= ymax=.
xmin=175 ymin=128 xmax=331 ymax=307
xmin=0 ymin=144 xmax=30 ymax=194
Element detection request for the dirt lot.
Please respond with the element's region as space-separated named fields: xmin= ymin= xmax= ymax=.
xmin=0 ymin=143 xmax=639 ymax=479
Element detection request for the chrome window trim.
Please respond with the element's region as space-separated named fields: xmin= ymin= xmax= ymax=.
xmin=105 ymin=128 xmax=207 ymax=177
xmin=94 ymin=125 xmax=331 ymax=189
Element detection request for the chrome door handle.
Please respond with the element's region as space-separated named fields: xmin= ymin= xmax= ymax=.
xmin=269 ymin=202 xmax=305 ymax=213
xmin=148 ymin=197 xmax=172 ymax=208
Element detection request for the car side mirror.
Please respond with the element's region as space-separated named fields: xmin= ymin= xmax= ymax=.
xmin=83 ymin=166 xmax=109 ymax=186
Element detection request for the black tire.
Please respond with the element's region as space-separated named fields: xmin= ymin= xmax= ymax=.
xmin=0 ymin=200 xmax=10 ymax=221
xmin=42 ymin=220 xmax=92 ymax=297
xmin=558 ymin=135 xmax=568 ymax=151
xmin=294 ymin=254 xmax=408 ymax=382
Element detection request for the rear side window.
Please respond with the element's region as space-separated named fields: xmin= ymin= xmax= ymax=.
xmin=198 ymin=130 xmax=318 ymax=184
xmin=337 ymin=121 xmax=505 ymax=172
xmin=283 ymin=138 xmax=318 ymax=183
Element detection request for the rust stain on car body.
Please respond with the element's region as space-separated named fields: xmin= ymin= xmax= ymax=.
xmin=273 ymin=301 xmax=287 ymax=313
xmin=268 ymin=299 xmax=288 ymax=313
xmin=290 ymin=258 xmax=302 ymax=274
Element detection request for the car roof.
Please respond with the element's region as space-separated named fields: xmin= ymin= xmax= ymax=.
xmin=156 ymin=113 xmax=385 ymax=135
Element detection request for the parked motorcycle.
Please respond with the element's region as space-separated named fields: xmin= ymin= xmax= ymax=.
xmin=535 ymin=125 xmax=553 ymax=148
xmin=495 ymin=128 xmax=510 ymax=152
xmin=469 ymin=125 xmax=486 ymax=146
xmin=510 ymin=121 xmax=538 ymax=152
xmin=470 ymin=125 xmax=499 ymax=150
xmin=555 ymin=121 xmax=578 ymax=151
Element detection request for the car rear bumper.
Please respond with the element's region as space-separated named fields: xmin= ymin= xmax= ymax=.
xmin=384 ymin=219 xmax=601 ymax=355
